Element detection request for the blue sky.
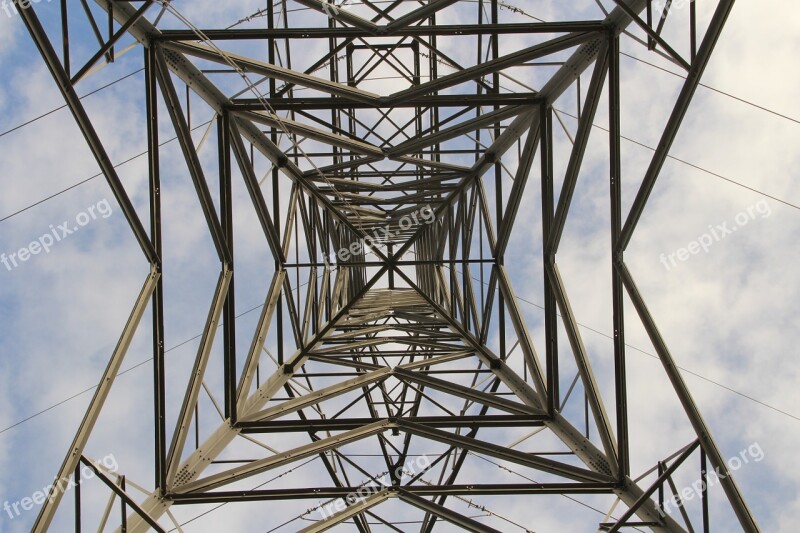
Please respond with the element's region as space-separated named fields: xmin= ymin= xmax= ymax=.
xmin=0 ymin=1 xmax=799 ymax=531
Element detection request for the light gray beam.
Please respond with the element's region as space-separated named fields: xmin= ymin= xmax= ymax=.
xmin=236 ymin=270 xmax=287 ymax=410
xmin=618 ymin=262 xmax=759 ymax=532
xmin=298 ymin=489 xmax=393 ymax=533
xmin=398 ymin=420 xmax=611 ymax=483
xmin=31 ymin=268 xmax=160 ymax=532
xmin=618 ymin=0 xmax=736 ymax=251
xmin=242 ymin=368 xmax=393 ymax=423
xmin=394 ymin=367 xmax=544 ymax=416
xmin=166 ymin=269 xmax=233 ymax=486
xmin=398 ymin=489 xmax=502 ymax=533
xmin=545 ymin=262 xmax=619 ymax=473
xmin=173 ymin=420 xmax=393 ymax=494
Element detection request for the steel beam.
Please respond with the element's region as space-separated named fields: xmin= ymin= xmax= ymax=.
xmin=19 ymin=0 xmax=749 ymax=530
xmin=165 ymin=269 xmax=232 ymax=486
xmin=618 ymin=262 xmax=759 ymax=532
xmin=16 ymin=3 xmax=158 ymax=263
xmin=154 ymin=22 xmax=608 ymax=40
xmin=32 ymin=268 xmax=159 ymax=532
xmin=618 ymin=0 xmax=736 ymax=251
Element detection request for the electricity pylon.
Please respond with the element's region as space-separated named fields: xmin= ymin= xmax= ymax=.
xmin=17 ymin=0 xmax=758 ymax=531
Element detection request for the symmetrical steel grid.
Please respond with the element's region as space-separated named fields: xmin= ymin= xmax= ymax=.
xmin=17 ymin=0 xmax=759 ymax=531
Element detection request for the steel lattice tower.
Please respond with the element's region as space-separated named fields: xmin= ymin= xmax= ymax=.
xmin=16 ymin=0 xmax=759 ymax=531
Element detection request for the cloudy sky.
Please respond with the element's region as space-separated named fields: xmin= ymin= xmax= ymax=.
xmin=0 ymin=1 xmax=798 ymax=531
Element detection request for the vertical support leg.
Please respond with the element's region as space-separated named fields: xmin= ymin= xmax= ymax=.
xmin=608 ymin=33 xmax=629 ymax=479
xmin=145 ymin=42 xmax=167 ymax=495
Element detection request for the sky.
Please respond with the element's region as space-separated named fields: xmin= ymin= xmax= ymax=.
xmin=0 ymin=0 xmax=798 ymax=531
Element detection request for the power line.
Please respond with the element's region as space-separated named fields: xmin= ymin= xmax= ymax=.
xmin=468 ymin=452 xmax=649 ymax=533
xmin=1 ymin=5 xmax=797 ymax=225
xmin=0 ymin=308 xmax=216 ymax=435
xmin=442 ymin=264 xmax=800 ymax=424
xmin=554 ymin=107 xmax=800 ymax=212
xmin=513 ymin=286 xmax=800 ymax=423
xmin=0 ymin=0 xmax=795 ymax=452
xmin=169 ymin=456 xmax=321 ymax=532
xmin=0 ymin=68 xmax=144 ymax=140
xmin=0 ymin=117 xmax=215 ymax=223
xmin=0 ymin=268 xmax=332 ymax=436
xmin=619 ymin=51 xmax=800 ymax=126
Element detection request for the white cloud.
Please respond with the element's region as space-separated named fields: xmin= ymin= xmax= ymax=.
xmin=0 ymin=1 xmax=797 ymax=531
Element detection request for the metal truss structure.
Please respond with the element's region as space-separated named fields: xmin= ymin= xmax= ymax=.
xmin=17 ymin=0 xmax=759 ymax=531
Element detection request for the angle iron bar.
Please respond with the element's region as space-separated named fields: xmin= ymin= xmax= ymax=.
xmin=293 ymin=0 xmax=379 ymax=35
xmin=606 ymin=440 xmax=700 ymax=532
xmin=236 ymin=270 xmax=287 ymax=408
xmin=545 ymin=261 xmax=619 ymax=472
xmin=618 ymin=0 xmax=736 ymax=251
xmin=154 ymin=22 xmax=609 ymax=41
xmin=154 ymin=46 xmax=232 ymax=265
xmin=17 ymin=3 xmax=158 ymax=263
xmin=79 ymin=456 xmax=167 ymax=533
xmin=227 ymin=115 xmax=286 ymax=262
xmin=172 ymin=420 xmax=393 ymax=494
xmin=394 ymin=367 xmax=542 ymax=416
xmin=398 ymin=489 xmax=502 ymax=533
xmin=32 ymin=267 xmax=159 ymax=532
xmin=608 ymin=0 xmax=690 ymax=70
xmin=166 ymin=269 xmax=233 ymax=486
xmin=238 ymin=415 xmax=549 ymax=432
xmin=546 ymin=37 xmax=610 ymax=253
xmin=608 ymin=33 xmax=630 ymax=479
xmin=298 ymin=488 xmax=393 ymax=533
xmin=145 ymin=42 xmax=168 ymax=492
xmin=70 ymin=0 xmax=156 ymax=85
xmin=496 ymin=265 xmax=549 ymax=402
xmin=242 ymin=367 xmax=393 ymax=423
xmin=617 ymin=262 xmax=759 ymax=532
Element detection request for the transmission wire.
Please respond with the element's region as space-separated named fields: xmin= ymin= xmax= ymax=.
xmin=1 ymin=0 xmax=797 ymax=468
xmin=1 ymin=1 xmax=798 ymax=224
